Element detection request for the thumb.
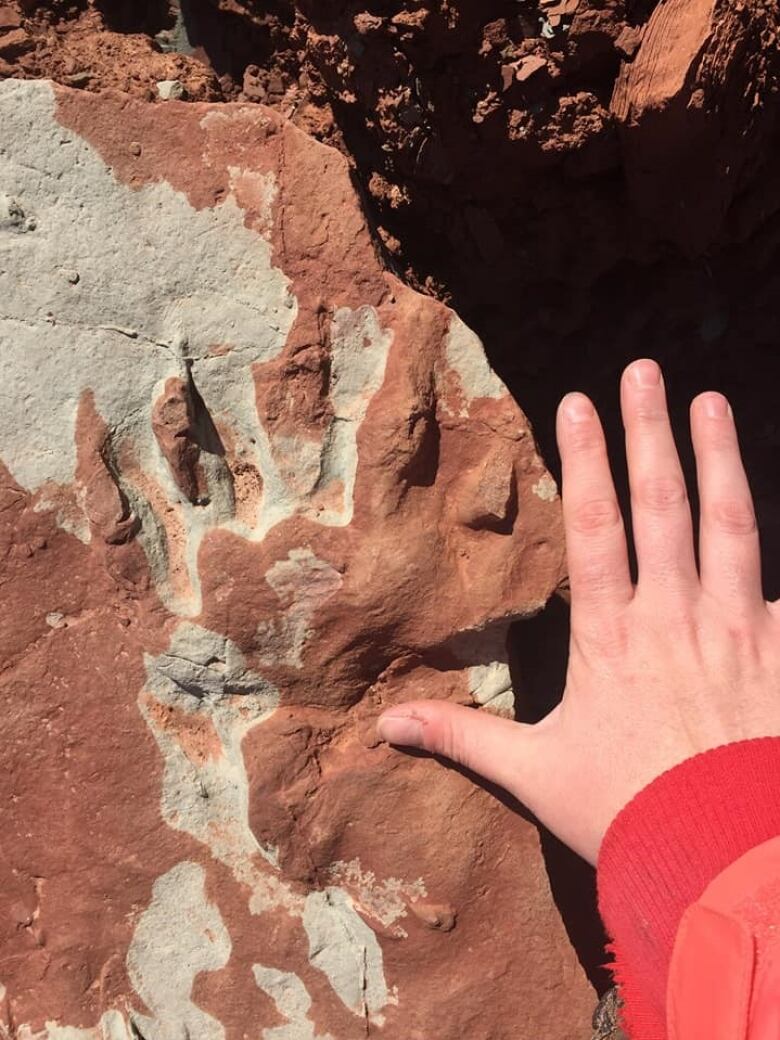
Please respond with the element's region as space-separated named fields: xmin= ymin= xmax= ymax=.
xmin=376 ymin=700 xmax=547 ymax=804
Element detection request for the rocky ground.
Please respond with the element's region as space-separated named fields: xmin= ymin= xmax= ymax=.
xmin=2 ymin=0 xmax=778 ymax=1032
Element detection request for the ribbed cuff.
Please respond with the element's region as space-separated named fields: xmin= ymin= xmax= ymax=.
xmin=597 ymin=738 xmax=780 ymax=1040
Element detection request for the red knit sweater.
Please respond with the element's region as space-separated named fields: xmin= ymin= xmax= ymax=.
xmin=596 ymin=738 xmax=780 ymax=1039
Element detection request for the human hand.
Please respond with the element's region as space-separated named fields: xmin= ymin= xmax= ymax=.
xmin=377 ymin=359 xmax=780 ymax=865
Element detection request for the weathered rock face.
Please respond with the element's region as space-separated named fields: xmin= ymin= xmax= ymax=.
xmin=3 ymin=4 xmax=779 ymax=602
xmin=0 ymin=80 xmax=593 ymax=1038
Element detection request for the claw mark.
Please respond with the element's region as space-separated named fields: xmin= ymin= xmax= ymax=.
xmin=97 ymin=324 xmax=139 ymax=340
xmin=77 ymin=391 xmax=140 ymax=546
xmin=151 ymin=369 xmax=234 ymax=509
xmin=129 ymin=1018 xmax=149 ymax=1040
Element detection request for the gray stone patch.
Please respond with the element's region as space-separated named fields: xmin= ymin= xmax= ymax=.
xmin=127 ymin=861 xmax=231 ymax=1040
xmin=303 ymin=888 xmax=392 ymax=1025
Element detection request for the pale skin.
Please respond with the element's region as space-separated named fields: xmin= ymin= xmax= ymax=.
xmin=377 ymin=358 xmax=780 ymax=865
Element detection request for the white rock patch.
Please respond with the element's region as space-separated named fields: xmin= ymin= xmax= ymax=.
xmin=126 ymin=861 xmax=231 ymax=1040
xmin=253 ymin=966 xmax=333 ymax=1040
xmin=314 ymin=306 xmax=393 ymax=526
xmin=441 ymin=314 xmax=506 ymax=416
xmin=325 ymin=858 xmax=426 ymax=937
xmin=14 ymin=1011 xmax=133 ymax=1040
xmin=532 ymin=472 xmax=558 ymax=501
xmin=258 ymin=548 xmax=343 ymax=669
xmin=0 ymin=80 xmax=297 ymax=614
xmin=141 ymin=622 xmax=298 ymax=913
xmin=0 ymin=81 xmax=399 ymax=616
xmin=303 ymin=888 xmax=392 ymax=1026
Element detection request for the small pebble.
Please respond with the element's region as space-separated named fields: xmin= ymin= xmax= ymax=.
xmin=0 ymin=193 xmax=24 ymax=230
xmin=64 ymin=71 xmax=92 ymax=86
xmin=410 ymin=901 xmax=457 ymax=932
xmin=156 ymin=79 xmax=185 ymax=101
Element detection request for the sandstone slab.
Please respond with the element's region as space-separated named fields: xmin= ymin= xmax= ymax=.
xmin=0 ymin=79 xmax=594 ymax=1039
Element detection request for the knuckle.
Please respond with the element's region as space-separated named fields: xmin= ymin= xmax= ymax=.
xmin=424 ymin=713 xmax=462 ymax=763
xmin=729 ymin=622 xmax=758 ymax=648
xmin=634 ymin=399 xmax=666 ymax=424
xmin=703 ymin=424 xmax=736 ymax=452
xmin=570 ymin=497 xmax=622 ymax=535
xmin=418 ymin=713 xmax=446 ymax=754
xmin=709 ymin=499 xmax=756 ymax=535
xmin=565 ymin=423 xmax=601 ymax=454
xmin=636 ymin=476 xmax=687 ymax=513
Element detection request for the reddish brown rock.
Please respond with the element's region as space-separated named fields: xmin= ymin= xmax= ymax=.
xmin=0 ymin=6 xmax=22 ymax=32
xmin=1 ymin=5 xmax=778 ymax=1034
xmin=0 ymin=80 xmax=593 ymax=1039
xmin=0 ymin=2 xmax=223 ymax=100
xmin=611 ymin=0 xmax=780 ymax=251
xmin=151 ymin=377 xmax=212 ymax=505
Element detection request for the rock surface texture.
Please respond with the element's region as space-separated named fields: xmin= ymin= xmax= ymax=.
xmin=0 ymin=79 xmax=594 ymax=1038
xmin=4 ymin=1 xmax=776 ymax=590
xmin=2 ymin=0 xmax=780 ymax=1035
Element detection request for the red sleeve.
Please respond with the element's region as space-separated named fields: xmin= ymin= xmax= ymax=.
xmin=666 ymin=835 xmax=780 ymax=1040
xmin=596 ymin=737 xmax=780 ymax=1040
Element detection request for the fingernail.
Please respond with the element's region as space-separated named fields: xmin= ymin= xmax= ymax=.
xmin=376 ymin=713 xmax=424 ymax=746
xmin=703 ymin=392 xmax=729 ymax=419
xmin=629 ymin=359 xmax=661 ymax=387
xmin=561 ymin=392 xmax=594 ymax=422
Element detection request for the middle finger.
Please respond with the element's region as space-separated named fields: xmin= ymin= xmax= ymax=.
xmin=621 ymin=359 xmax=698 ymax=597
